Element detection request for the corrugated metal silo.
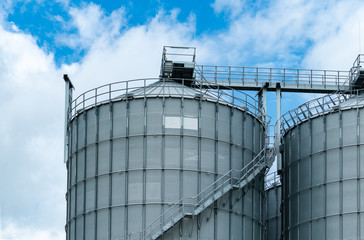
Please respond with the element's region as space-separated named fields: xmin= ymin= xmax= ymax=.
xmin=280 ymin=91 xmax=364 ymax=240
xmin=265 ymin=172 xmax=281 ymax=240
xmin=65 ymin=78 xmax=268 ymax=240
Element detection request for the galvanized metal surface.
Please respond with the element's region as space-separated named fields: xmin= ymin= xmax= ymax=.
xmin=65 ymin=79 xmax=266 ymax=240
xmin=139 ymin=148 xmax=267 ymax=240
xmin=265 ymin=183 xmax=281 ymax=240
xmin=280 ymin=90 xmax=364 ymax=137
xmin=281 ymin=98 xmax=364 ymax=239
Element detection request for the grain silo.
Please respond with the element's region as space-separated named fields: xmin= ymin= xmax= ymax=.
xmin=280 ymin=91 xmax=364 ymax=240
xmin=63 ymin=47 xmax=269 ymax=240
xmin=265 ymin=172 xmax=281 ymax=240
xmin=64 ymin=46 xmax=364 ymax=240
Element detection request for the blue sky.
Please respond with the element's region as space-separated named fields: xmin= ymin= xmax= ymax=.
xmin=1 ymin=0 xmax=364 ymax=239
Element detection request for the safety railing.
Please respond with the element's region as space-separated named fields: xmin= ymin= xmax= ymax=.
xmin=265 ymin=172 xmax=281 ymax=190
xmin=135 ymin=148 xmax=267 ymax=240
xmin=280 ymin=90 xmax=363 ymax=137
xmin=160 ymin=46 xmax=196 ymax=78
xmin=68 ymin=78 xmax=267 ymax=124
xmin=194 ymin=64 xmax=350 ymax=88
xmin=349 ymin=54 xmax=364 ymax=86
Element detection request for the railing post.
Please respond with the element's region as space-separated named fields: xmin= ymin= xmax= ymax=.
xmin=214 ymin=66 xmax=217 ymax=84
xmin=95 ymin=88 xmax=97 ymax=106
xmin=269 ymin=68 xmax=272 ymax=83
xmin=283 ymin=69 xmax=286 ymax=86
xmin=242 ymin=67 xmax=245 ymax=85
xmin=109 ymin=84 xmax=112 ymax=101
xmin=228 ymin=66 xmax=231 ymax=86
xmin=324 ymin=70 xmax=326 ymax=86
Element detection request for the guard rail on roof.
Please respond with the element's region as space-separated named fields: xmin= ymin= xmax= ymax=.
xmin=194 ymin=64 xmax=350 ymax=91
xmin=279 ymin=90 xmax=363 ymax=137
xmin=349 ymin=54 xmax=364 ymax=87
xmin=67 ymin=78 xmax=268 ymax=125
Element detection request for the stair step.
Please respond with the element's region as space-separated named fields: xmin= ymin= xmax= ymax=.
xmin=145 ymin=149 xmax=267 ymax=240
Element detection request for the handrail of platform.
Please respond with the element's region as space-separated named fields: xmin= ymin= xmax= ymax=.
xmin=68 ymin=78 xmax=267 ymax=125
xmin=265 ymin=171 xmax=281 ymax=190
xmin=195 ymin=64 xmax=350 ymax=88
xmin=349 ymin=54 xmax=364 ymax=85
xmin=279 ymin=89 xmax=363 ymax=137
xmin=138 ymin=148 xmax=267 ymax=240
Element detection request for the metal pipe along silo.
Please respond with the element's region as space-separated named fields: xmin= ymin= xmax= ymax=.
xmin=64 ymin=75 xmax=269 ymax=239
xmin=280 ymin=91 xmax=364 ymax=239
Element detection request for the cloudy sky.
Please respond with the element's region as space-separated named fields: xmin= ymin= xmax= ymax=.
xmin=1 ymin=0 xmax=364 ymax=239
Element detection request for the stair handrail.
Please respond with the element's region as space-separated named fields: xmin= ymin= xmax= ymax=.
xmin=140 ymin=147 xmax=267 ymax=239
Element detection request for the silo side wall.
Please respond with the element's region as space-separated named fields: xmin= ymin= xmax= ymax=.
xmin=265 ymin=185 xmax=281 ymax=240
xmin=66 ymin=97 xmax=265 ymax=240
xmin=281 ymin=108 xmax=364 ymax=240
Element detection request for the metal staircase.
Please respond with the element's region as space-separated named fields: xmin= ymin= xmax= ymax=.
xmin=137 ymin=148 xmax=268 ymax=240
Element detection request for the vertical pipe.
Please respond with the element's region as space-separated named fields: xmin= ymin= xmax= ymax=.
xmin=94 ymin=107 xmax=99 ymax=239
xmin=263 ymin=87 xmax=267 ymax=124
xmin=74 ymin=117 xmax=79 ymax=240
xmin=64 ymin=74 xmax=74 ymax=163
xmin=356 ymin=107 xmax=361 ymax=240
xmin=108 ymin=102 xmax=113 ymax=240
xmin=124 ymin=82 xmax=130 ymax=237
xmin=276 ymin=84 xmax=282 ymax=173
xmin=339 ymin=109 xmax=343 ymax=240
xmin=83 ymin=113 xmax=87 ymax=240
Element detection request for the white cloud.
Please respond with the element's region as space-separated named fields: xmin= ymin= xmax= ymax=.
xmin=1 ymin=222 xmax=64 ymax=240
xmin=212 ymin=0 xmax=245 ymax=18
xmin=2 ymin=0 xmax=364 ymax=238
xmin=57 ymin=3 xmax=126 ymax=50
xmin=0 ymin=23 xmax=66 ymax=238
xmin=301 ymin=2 xmax=364 ymax=70
xmin=63 ymin=8 xmax=197 ymax=96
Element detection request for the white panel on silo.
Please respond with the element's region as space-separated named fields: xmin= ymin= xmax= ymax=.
xmin=85 ymin=212 xmax=95 ymax=239
xmin=326 ymin=182 xmax=340 ymax=216
xmin=128 ymin=171 xmax=142 ymax=203
xmin=98 ymin=105 xmax=110 ymax=141
xmin=343 ymin=213 xmax=357 ymax=239
xmin=129 ymin=100 xmax=144 ymax=135
xmin=164 ymin=170 xmax=179 ymax=202
xmin=146 ymin=98 xmax=162 ymax=134
xmin=111 ymin=173 xmax=124 ymax=205
xmin=146 ymin=170 xmax=161 ymax=201
xmin=98 ymin=141 xmax=110 ymax=174
xmin=76 ymin=182 xmax=84 ymax=215
xmin=201 ymin=139 xmax=215 ymax=172
xmin=311 ymin=186 xmax=324 ymax=219
xmin=183 ymin=136 xmax=198 ymax=169
xmin=96 ymin=209 xmax=109 ymax=240
xmin=76 ymin=216 xmax=83 ymax=240
xmin=97 ymin=175 xmax=109 ymax=208
xmin=76 ymin=150 xmax=85 ymax=181
xmin=112 ymin=101 xmax=126 ymax=138
xmin=146 ymin=136 xmax=162 ymax=168
xmin=312 ymin=153 xmax=324 ymax=185
xmin=86 ymin=146 xmax=96 ymax=178
xmin=85 ymin=178 xmax=95 ymax=211
xmin=164 ymin=136 xmax=180 ymax=168
xmin=112 ymin=139 xmax=126 ymax=171
xmin=129 ymin=137 xmax=143 ymax=169
xmin=111 ymin=207 xmax=124 ymax=239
